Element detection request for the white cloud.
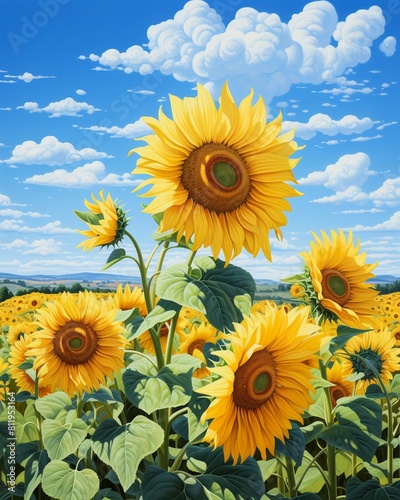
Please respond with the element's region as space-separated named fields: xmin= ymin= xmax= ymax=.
xmin=0 ymin=209 xmax=50 ymax=218
xmin=17 ymin=97 xmax=100 ymax=117
xmin=0 ymin=239 xmax=29 ymax=250
xmin=379 ymin=36 xmax=396 ymax=57
xmin=310 ymin=186 xmax=369 ymax=204
xmin=0 ymin=220 xmax=76 ymax=234
xmin=282 ymin=113 xmax=378 ymax=139
xmin=313 ymin=87 xmax=374 ymax=96
xmin=298 ymin=152 xmax=375 ymax=190
xmin=24 ymin=161 xmax=142 ymax=188
xmin=349 ymin=211 xmax=400 ymax=231
xmin=335 ymin=208 xmax=384 ymax=214
xmin=17 ymin=72 xmax=56 ymax=83
xmin=376 ymin=121 xmax=397 ymax=130
xmin=2 ymin=136 xmax=113 ymax=166
xmin=369 ymin=177 xmax=400 ymax=207
xmin=0 ymin=194 xmax=27 ymax=206
xmin=350 ymin=135 xmax=382 ymax=142
xmin=22 ymin=238 xmax=63 ymax=256
xmin=78 ymin=120 xmax=152 ymax=139
xmin=128 ymin=89 xmax=155 ymax=95
xmin=76 ymin=89 xmax=87 ymax=95
xmin=85 ymin=1 xmax=385 ymax=103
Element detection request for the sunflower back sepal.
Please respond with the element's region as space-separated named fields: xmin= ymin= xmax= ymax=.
xmin=156 ymin=257 xmax=256 ymax=332
xmin=74 ymin=209 xmax=101 ymax=225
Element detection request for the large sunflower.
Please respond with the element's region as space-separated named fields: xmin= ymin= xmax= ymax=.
xmin=130 ymin=83 xmax=301 ymax=264
xmin=28 ymin=291 xmax=128 ymax=396
xmin=197 ymin=305 xmax=322 ymax=463
xmin=76 ymin=191 xmax=129 ymax=251
xmin=299 ymin=230 xmax=378 ymax=328
xmin=339 ymin=327 xmax=400 ymax=395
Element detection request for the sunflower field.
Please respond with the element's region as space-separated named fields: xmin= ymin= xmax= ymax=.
xmin=1 ymin=84 xmax=400 ymax=500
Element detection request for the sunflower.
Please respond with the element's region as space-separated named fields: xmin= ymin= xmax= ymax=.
xmin=297 ymin=230 xmax=378 ymax=328
xmin=197 ymin=305 xmax=322 ymax=463
xmin=326 ymin=361 xmax=354 ymax=407
xmin=139 ymin=320 xmax=186 ymax=355
xmin=290 ymin=283 xmax=305 ymax=298
xmin=8 ymin=336 xmax=51 ymax=397
xmin=130 ymin=82 xmax=301 ymax=264
xmin=339 ymin=327 xmax=400 ymax=395
xmin=179 ymin=321 xmax=221 ymax=378
xmin=112 ymin=284 xmax=147 ymax=316
xmin=7 ymin=322 xmax=36 ymax=346
xmin=28 ymin=291 xmax=128 ymax=396
xmin=76 ymin=190 xmax=129 ymax=251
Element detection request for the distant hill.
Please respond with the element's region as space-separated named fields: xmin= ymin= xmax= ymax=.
xmin=368 ymin=275 xmax=400 ymax=284
xmin=0 ymin=272 xmax=141 ymax=282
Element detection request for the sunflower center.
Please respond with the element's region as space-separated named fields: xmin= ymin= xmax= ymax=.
xmin=321 ymin=269 xmax=351 ymax=306
xmin=181 ymin=143 xmax=250 ymax=213
xmin=395 ymin=330 xmax=400 ymax=341
xmin=350 ymin=348 xmax=383 ymax=381
xmin=53 ymin=321 xmax=98 ymax=365
xmin=188 ymin=339 xmax=205 ymax=355
xmin=233 ymin=348 xmax=276 ymax=410
xmin=329 ymin=384 xmax=348 ymax=407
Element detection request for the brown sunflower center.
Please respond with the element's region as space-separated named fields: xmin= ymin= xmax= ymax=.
xmin=181 ymin=143 xmax=250 ymax=213
xmin=394 ymin=330 xmax=400 ymax=341
xmin=188 ymin=339 xmax=205 ymax=355
xmin=329 ymin=384 xmax=348 ymax=407
xmin=53 ymin=321 xmax=98 ymax=365
xmin=233 ymin=348 xmax=276 ymax=410
xmin=321 ymin=269 xmax=351 ymax=306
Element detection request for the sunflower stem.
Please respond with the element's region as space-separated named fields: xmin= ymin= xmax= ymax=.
xmin=376 ymin=375 xmax=394 ymax=484
xmin=159 ymin=408 xmax=171 ymax=470
xmin=319 ymin=358 xmax=337 ymax=500
xmin=186 ymin=250 xmax=197 ymax=274
xmin=149 ymin=241 xmax=170 ymax=306
xmin=284 ymin=455 xmax=296 ymax=497
xmin=294 ymin=447 xmax=326 ymax=495
xmin=124 ymin=230 xmax=152 ymax=313
xmin=164 ymin=313 xmax=179 ymax=366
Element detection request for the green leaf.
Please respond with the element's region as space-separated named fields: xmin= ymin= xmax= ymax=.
xmin=132 ymin=305 xmax=177 ymax=339
xmin=301 ymin=421 xmax=326 ymax=445
xmin=390 ymin=374 xmax=400 ymax=397
xmin=93 ymin=489 xmax=125 ymax=500
xmin=156 ymin=257 xmax=256 ymax=332
xmin=20 ymin=445 xmax=50 ymax=500
xmin=295 ymin=451 xmax=326 ymax=494
xmin=365 ymin=384 xmax=386 ymax=399
xmin=328 ymin=325 xmax=371 ymax=354
xmin=275 ymin=423 xmax=305 ymax=467
xmin=319 ymin=396 xmax=382 ymax=461
xmin=74 ymin=209 xmax=101 ymax=225
xmin=42 ymin=460 xmax=100 ymax=500
xmin=363 ymin=459 xmax=400 ymax=483
xmin=346 ymin=477 xmax=400 ymax=499
xmin=123 ymin=361 xmax=195 ymax=414
xmin=142 ymin=446 xmax=265 ymax=499
xmin=102 ymin=248 xmax=127 ymax=270
xmin=35 ymin=392 xmax=72 ymax=420
xmin=91 ymin=416 xmax=164 ymax=491
xmin=257 ymin=459 xmax=278 ymax=481
xmin=42 ymin=411 xmax=88 ymax=460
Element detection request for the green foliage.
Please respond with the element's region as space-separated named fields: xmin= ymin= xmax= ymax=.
xmin=346 ymin=477 xmax=400 ymax=499
xmin=319 ymin=396 xmax=382 ymax=461
xmin=42 ymin=460 xmax=100 ymax=500
xmin=142 ymin=446 xmax=265 ymax=499
xmin=91 ymin=416 xmax=164 ymax=491
xmin=156 ymin=256 xmax=256 ymax=331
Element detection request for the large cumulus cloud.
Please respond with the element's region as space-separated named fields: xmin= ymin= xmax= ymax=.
xmin=86 ymin=1 xmax=387 ymax=102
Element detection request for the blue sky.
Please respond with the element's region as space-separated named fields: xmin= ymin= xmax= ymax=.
xmin=1 ymin=0 xmax=399 ymax=281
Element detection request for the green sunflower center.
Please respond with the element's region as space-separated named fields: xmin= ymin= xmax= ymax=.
xmin=321 ymin=269 xmax=351 ymax=306
xmin=350 ymin=348 xmax=384 ymax=381
xmin=212 ymin=161 xmax=238 ymax=188
xmin=181 ymin=143 xmax=250 ymax=213
xmin=53 ymin=321 xmax=98 ymax=365
xmin=233 ymin=348 xmax=276 ymax=410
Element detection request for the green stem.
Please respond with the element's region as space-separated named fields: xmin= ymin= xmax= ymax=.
xmin=125 ymin=350 xmax=159 ymax=370
xmin=319 ymin=359 xmax=337 ymax=500
xmin=158 ymin=408 xmax=171 ymax=470
xmin=76 ymin=394 xmax=83 ymax=418
xmin=150 ymin=241 xmax=170 ymax=306
xmin=285 ymin=455 xmax=296 ymax=498
xmin=164 ymin=313 xmax=179 ymax=366
xmin=377 ymin=377 xmax=394 ymax=484
xmin=294 ymin=447 xmax=326 ymax=494
xmin=124 ymin=230 xmax=152 ymax=313
xmin=186 ymin=250 xmax=197 ymax=274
